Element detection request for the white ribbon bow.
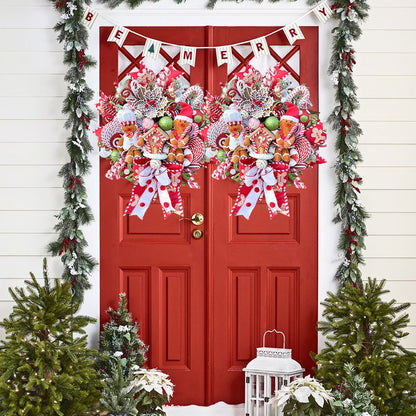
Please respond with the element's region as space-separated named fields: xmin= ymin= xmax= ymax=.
xmin=237 ymin=165 xmax=281 ymax=219
xmin=131 ymin=165 xmax=173 ymax=219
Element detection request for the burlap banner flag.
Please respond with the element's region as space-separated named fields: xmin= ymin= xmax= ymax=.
xmin=179 ymin=46 xmax=197 ymax=67
xmin=283 ymin=23 xmax=305 ymax=45
xmin=313 ymin=1 xmax=333 ymax=23
xmin=143 ymin=38 xmax=162 ymax=60
xmin=216 ymin=46 xmax=233 ymax=66
xmin=83 ymin=7 xmax=98 ymax=29
xmin=250 ymin=37 xmax=270 ymax=58
xmin=108 ymin=26 xmax=129 ymax=47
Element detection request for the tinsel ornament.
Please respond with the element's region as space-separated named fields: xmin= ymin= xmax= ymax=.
xmin=47 ymin=0 xmax=97 ymax=303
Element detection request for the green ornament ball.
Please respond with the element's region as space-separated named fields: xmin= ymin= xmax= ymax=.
xmin=264 ymin=116 xmax=279 ymax=131
xmin=217 ymin=149 xmax=226 ymax=162
xmin=158 ymin=116 xmax=173 ymax=131
xmin=110 ymin=150 xmax=120 ymax=162
xmin=194 ymin=114 xmax=203 ymax=124
xmin=300 ymin=115 xmax=309 ymax=124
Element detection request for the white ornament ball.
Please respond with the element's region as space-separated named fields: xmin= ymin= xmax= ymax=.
xmin=256 ymin=159 xmax=268 ymax=170
xmin=142 ymin=117 xmax=155 ymax=130
xmin=150 ymin=159 xmax=162 ymax=170
xmin=99 ymin=148 xmax=112 ymax=158
xmin=248 ymin=117 xmax=261 ymax=130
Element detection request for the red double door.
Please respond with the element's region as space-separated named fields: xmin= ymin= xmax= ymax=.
xmin=100 ymin=26 xmax=319 ymax=405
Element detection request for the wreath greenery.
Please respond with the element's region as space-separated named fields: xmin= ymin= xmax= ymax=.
xmin=48 ymin=0 xmax=369 ymax=301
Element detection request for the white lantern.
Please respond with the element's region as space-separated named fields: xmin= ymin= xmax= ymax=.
xmin=243 ymin=330 xmax=304 ymax=416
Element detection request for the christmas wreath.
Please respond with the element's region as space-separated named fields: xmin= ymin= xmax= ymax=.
xmin=205 ymin=64 xmax=327 ymax=219
xmin=95 ymin=64 xmax=209 ymax=219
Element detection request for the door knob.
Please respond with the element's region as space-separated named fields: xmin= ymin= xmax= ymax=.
xmin=181 ymin=213 xmax=204 ymax=226
xmin=192 ymin=229 xmax=203 ymax=239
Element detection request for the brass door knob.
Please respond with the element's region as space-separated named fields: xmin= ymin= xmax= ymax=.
xmin=181 ymin=213 xmax=204 ymax=226
xmin=192 ymin=229 xmax=203 ymax=239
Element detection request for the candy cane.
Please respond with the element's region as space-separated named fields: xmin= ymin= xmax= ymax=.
xmin=105 ymin=159 xmax=126 ymax=180
xmin=212 ymin=159 xmax=232 ymax=180
xmin=286 ymin=85 xmax=312 ymax=109
xmin=180 ymin=86 xmax=205 ymax=110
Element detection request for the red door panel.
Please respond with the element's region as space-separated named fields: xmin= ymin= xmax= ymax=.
xmin=100 ymin=27 xmax=208 ymax=405
xmin=100 ymin=26 xmax=319 ymax=406
xmin=207 ymin=27 xmax=318 ymax=404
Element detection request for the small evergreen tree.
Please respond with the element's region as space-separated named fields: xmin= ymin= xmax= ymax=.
xmin=332 ymin=362 xmax=378 ymax=416
xmin=315 ymin=278 xmax=416 ymax=415
xmin=100 ymin=358 xmax=139 ymax=416
xmin=0 ymin=259 xmax=101 ymax=415
xmin=98 ymin=293 xmax=147 ymax=377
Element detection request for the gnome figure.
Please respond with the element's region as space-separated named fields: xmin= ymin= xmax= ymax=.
xmin=274 ymin=102 xmax=299 ymax=163
xmin=222 ymin=108 xmax=249 ymax=164
xmin=168 ymin=102 xmax=193 ymax=163
xmin=117 ymin=108 xmax=144 ymax=163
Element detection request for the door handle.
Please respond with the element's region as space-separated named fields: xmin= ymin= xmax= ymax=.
xmin=180 ymin=213 xmax=204 ymax=226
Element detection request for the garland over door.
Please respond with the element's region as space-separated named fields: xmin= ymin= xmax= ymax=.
xmin=100 ymin=26 xmax=318 ymax=405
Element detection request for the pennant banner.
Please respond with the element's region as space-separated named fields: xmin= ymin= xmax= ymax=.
xmin=216 ymin=45 xmax=233 ymax=66
xmin=283 ymin=23 xmax=305 ymax=45
xmin=313 ymin=1 xmax=333 ymax=23
xmin=103 ymin=1 xmax=332 ymax=66
xmin=179 ymin=46 xmax=197 ymax=67
xmin=143 ymin=38 xmax=162 ymax=60
xmin=108 ymin=26 xmax=129 ymax=47
xmin=83 ymin=7 xmax=98 ymax=29
xmin=250 ymin=37 xmax=270 ymax=58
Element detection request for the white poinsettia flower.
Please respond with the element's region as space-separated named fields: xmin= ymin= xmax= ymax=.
xmin=276 ymin=393 xmax=291 ymax=407
xmin=312 ymin=391 xmax=325 ymax=407
xmin=361 ymin=413 xmax=371 ymax=416
xmin=294 ymin=386 xmax=312 ymax=403
xmin=113 ymin=351 xmax=123 ymax=357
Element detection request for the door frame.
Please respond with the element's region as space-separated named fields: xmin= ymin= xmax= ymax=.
xmin=80 ymin=3 xmax=338 ymax=405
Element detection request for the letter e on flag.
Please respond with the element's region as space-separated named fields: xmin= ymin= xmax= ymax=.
xmin=216 ymin=46 xmax=233 ymax=66
xmin=108 ymin=26 xmax=129 ymax=48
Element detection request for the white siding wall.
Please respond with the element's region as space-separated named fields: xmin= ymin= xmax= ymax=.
xmin=0 ymin=0 xmax=414 ymax=352
xmin=0 ymin=1 xmax=66 ymax=338
xmin=356 ymin=0 xmax=416 ymax=352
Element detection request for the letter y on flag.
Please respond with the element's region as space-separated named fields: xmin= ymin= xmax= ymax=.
xmin=313 ymin=1 xmax=333 ymax=23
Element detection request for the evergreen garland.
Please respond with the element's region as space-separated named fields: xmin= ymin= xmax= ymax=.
xmin=48 ymin=0 xmax=97 ymax=303
xmin=48 ymin=0 xmax=370 ymax=301
xmin=319 ymin=0 xmax=370 ymax=286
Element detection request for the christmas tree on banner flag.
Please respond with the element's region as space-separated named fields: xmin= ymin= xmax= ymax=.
xmin=315 ymin=278 xmax=416 ymax=415
xmin=0 ymin=259 xmax=101 ymax=415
